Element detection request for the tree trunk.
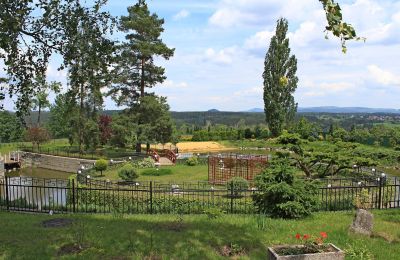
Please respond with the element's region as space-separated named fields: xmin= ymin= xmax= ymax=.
xmin=79 ymin=82 xmax=84 ymax=154
xmin=37 ymin=103 xmax=41 ymax=127
xmin=136 ymin=142 xmax=142 ymax=153
xmin=141 ymin=58 xmax=145 ymax=97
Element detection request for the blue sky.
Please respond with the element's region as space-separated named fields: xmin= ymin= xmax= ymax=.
xmin=2 ymin=0 xmax=400 ymax=111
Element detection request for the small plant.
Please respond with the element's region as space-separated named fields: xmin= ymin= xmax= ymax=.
xmin=118 ymin=163 xmax=138 ymax=181
xmin=255 ymin=212 xmax=269 ymax=231
xmin=345 ymin=244 xmax=373 ymax=260
xmin=141 ymin=168 xmax=172 ymax=176
xmin=204 ymin=207 xmax=225 ymax=220
xmin=277 ymin=232 xmax=330 ymax=256
xmin=227 ymin=177 xmax=249 ymax=197
xmin=186 ymin=156 xmax=199 ymax=166
xmin=220 ymin=243 xmax=246 ymax=257
xmin=354 ymin=188 xmax=372 ymax=209
xmin=70 ymin=220 xmax=86 ymax=250
xmin=94 ymin=159 xmax=108 ymax=176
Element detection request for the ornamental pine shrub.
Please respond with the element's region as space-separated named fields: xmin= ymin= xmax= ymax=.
xmin=253 ymin=157 xmax=318 ymax=219
xmin=118 ymin=163 xmax=138 ymax=181
xmin=227 ymin=177 xmax=249 ymax=197
xmin=186 ymin=156 xmax=199 ymax=166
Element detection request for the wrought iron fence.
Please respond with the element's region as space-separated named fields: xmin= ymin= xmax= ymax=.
xmin=1 ymin=176 xmax=399 ymax=214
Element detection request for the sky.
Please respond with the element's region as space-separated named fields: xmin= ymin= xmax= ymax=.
xmin=2 ymin=0 xmax=400 ymax=111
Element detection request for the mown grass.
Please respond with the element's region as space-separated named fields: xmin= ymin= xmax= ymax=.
xmin=94 ymin=164 xmax=209 ymax=182
xmin=0 ymin=210 xmax=399 ymax=259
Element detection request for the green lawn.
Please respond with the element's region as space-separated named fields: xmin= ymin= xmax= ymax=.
xmin=0 ymin=210 xmax=399 ymax=259
xmin=94 ymin=164 xmax=209 ymax=182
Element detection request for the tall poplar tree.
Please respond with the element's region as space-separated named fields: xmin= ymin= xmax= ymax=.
xmin=263 ymin=18 xmax=298 ymax=137
xmin=109 ymin=0 xmax=174 ymax=152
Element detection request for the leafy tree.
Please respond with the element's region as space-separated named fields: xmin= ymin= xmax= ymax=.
xmin=48 ymin=92 xmax=79 ymax=141
xmin=25 ymin=127 xmax=50 ymax=149
xmin=227 ymin=177 xmax=249 ymax=197
xmin=94 ymin=159 xmax=108 ymax=176
xmin=0 ymin=0 xmax=114 ymax=116
xmin=253 ymin=157 xmax=319 ymax=219
xmin=132 ymin=95 xmax=174 ymax=152
xmin=319 ymin=0 xmax=364 ymax=53
xmin=263 ymin=18 xmax=298 ymax=137
xmin=0 ymin=111 xmax=23 ymax=142
xmin=31 ymin=80 xmax=61 ymax=126
xmin=98 ymin=115 xmax=113 ymax=145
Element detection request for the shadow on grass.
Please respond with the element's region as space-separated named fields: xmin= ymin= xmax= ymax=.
xmin=0 ymin=213 xmax=266 ymax=259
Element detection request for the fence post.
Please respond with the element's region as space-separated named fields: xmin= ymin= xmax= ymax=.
xmin=5 ymin=176 xmax=9 ymax=211
xmin=378 ymin=177 xmax=383 ymax=210
xmin=230 ymin=184 xmax=234 ymax=214
xmin=72 ymin=179 xmax=76 ymax=213
xmin=150 ymin=181 xmax=153 ymax=214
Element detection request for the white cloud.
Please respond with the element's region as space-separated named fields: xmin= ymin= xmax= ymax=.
xmin=203 ymin=47 xmax=237 ymax=64
xmin=368 ymin=65 xmax=400 ymax=86
xmin=234 ymin=86 xmax=262 ymax=97
xmin=163 ymin=80 xmax=188 ymax=89
xmin=244 ymin=30 xmax=274 ymax=51
xmin=173 ymin=9 xmax=190 ymax=21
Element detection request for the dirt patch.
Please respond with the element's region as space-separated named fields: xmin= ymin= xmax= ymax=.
xmin=42 ymin=218 xmax=73 ymax=228
xmin=373 ymin=231 xmax=399 ymax=243
xmin=151 ymin=141 xmax=232 ymax=153
xmin=57 ymin=243 xmax=86 ymax=256
xmin=218 ymin=244 xmax=246 ymax=258
xmin=157 ymin=221 xmax=187 ymax=232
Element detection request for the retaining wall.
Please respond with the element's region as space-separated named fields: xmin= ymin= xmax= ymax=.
xmin=0 ymin=157 xmax=4 ymax=177
xmin=22 ymin=152 xmax=96 ymax=173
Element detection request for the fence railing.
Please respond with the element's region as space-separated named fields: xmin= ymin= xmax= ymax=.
xmin=18 ymin=145 xmax=146 ymax=161
xmin=1 ymin=176 xmax=399 ymax=214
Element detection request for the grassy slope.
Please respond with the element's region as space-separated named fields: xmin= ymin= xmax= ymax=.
xmin=95 ymin=164 xmax=209 ymax=182
xmin=0 ymin=210 xmax=399 ymax=259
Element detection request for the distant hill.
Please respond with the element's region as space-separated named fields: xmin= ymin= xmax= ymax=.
xmin=247 ymin=108 xmax=263 ymax=113
xmin=207 ymin=109 xmax=220 ymax=113
xmin=246 ymin=106 xmax=400 ymax=114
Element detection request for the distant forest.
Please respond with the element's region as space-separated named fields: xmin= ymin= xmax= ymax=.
xmin=23 ymin=110 xmax=400 ymax=132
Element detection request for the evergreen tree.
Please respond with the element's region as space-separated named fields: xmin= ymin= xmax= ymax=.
xmin=109 ymin=0 xmax=174 ymax=152
xmin=263 ymin=18 xmax=298 ymax=137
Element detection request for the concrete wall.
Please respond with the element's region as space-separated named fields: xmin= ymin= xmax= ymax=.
xmin=22 ymin=152 xmax=96 ymax=173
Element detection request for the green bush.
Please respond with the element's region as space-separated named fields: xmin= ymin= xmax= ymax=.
xmin=141 ymin=168 xmax=172 ymax=176
xmin=253 ymin=158 xmax=319 ymax=219
xmin=186 ymin=156 xmax=199 ymax=166
xmin=204 ymin=207 xmax=225 ymax=220
xmin=94 ymin=159 xmax=108 ymax=176
xmin=227 ymin=177 xmax=249 ymax=197
xmin=118 ymin=163 xmax=138 ymax=181
xmin=277 ymin=131 xmax=302 ymax=145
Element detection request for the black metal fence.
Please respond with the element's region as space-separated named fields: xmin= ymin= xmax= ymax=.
xmin=1 ymin=176 xmax=399 ymax=214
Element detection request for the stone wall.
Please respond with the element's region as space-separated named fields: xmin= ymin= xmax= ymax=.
xmin=0 ymin=156 xmax=4 ymax=177
xmin=22 ymin=152 xmax=96 ymax=173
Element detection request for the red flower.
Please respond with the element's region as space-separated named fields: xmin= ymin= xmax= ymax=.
xmin=303 ymin=234 xmax=311 ymax=240
xmin=295 ymin=233 xmax=301 ymax=240
xmin=320 ymin=232 xmax=328 ymax=239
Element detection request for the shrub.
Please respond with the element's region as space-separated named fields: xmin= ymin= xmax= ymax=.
xmin=277 ymin=131 xmax=302 ymax=145
xmin=227 ymin=177 xmax=249 ymax=197
xmin=94 ymin=159 xmax=108 ymax=176
xmin=204 ymin=207 xmax=225 ymax=220
xmin=118 ymin=163 xmax=138 ymax=181
xmin=186 ymin=156 xmax=199 ymax=166
xmin=133 ymin=157 xmax=155 ymax=168
xmin=253 ymin=158 xmax=319 ymax=219
xmin=141 ymin=168 xmax=172 ymax=176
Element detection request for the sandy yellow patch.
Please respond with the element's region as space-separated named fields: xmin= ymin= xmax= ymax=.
xmin=149 ymin=141 xmax=232 ymax=152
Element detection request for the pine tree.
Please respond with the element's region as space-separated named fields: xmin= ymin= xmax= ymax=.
xmin=109 ymin=0 xmax=174 ymax=152
xmin=263 ymin=18 xmax=298 ymax=137
xmin=110 ymin=0 xmax=174 ymax=106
